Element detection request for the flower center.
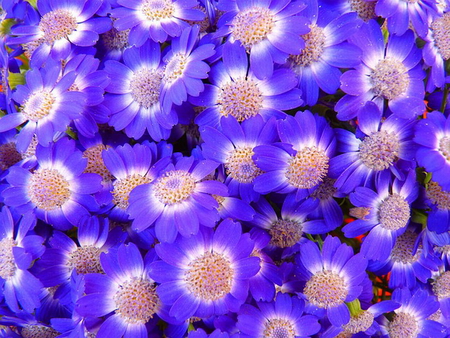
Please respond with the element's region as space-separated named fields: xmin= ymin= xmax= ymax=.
xmin=359 ymin=130 xmax=400 ymax=171
xmin=21 ymin=325 xmax=59 ymax=338
xmin=370 ymin=58 xmax=409 ymax=100
xmin=290 ymin=24 xmax=326 ymax=68
xmin=22 ymin=135 xmax=38 ymax=159
xmin=285 ymin=146 xmax=329 ymax=189
xmin=153 ymin=170 xmax=196 ymax=205
xmin=431 ymin=13 xmax=450 ymax=60
xmin=387 ymin=312 xmax=419 ymax=338
xmin=0 ymin=142 xmax=22 ymax=171
xmin=129 ymin=68 xmax=163 ymax=109
xmin=83 ymin=144 xmax=113 ymax=182
xmin=184 ymin=251 xmax=234 ymax=301
xmin=163 ymin=53 xmax=188 ymax=84
xmin=217 ymin=78 xmax=263 ymax=122
xmin=0 ymin=237 xmax=17 ymax=279
xmin=112 ymin=173 xmax=151 ymax=210
xmin=303 ymin=270 xmax=348 ymax=308
xmin=67 ymin=246 xmax=104 ymax=275
xmin=348 ymin=0 xmax=377 ymax=21
xmin=269 ymin=219 xmax=303 ymax=248
xmin=101 ymin=25 xmax=130 ymax=51
xmin=230 ymin=7 xmax=275 ymax=49
xmin=433 ymin=271 xmax=450 ymax=299
xmin=114 ymin=277 xmax=159 ymax=324
xmin=426 ymin=181 xmax=450 ymax=210
xmin=28 ymin=168 xmax=71 ymax=211
xmin=263 ymin=318 xmax=296 ymax=338
xmin=22 ymin=90 xmax=56 ymax=122
xmin=310 ymin=177 xmax=337 ymax=200
xmin=438 ymin=136 xmax=450 ymax=161
xmin=39 ymin=9 xmax=78 ymax=44
xmin=390 ymin=231 xmax=421 ymax=264
xmin=225 ymin=147 xmax=262 ymax=183
xmin=141 ymin=0 xmax=175 ymax=22
xmin=342 ymin=311 xmax=374 ymax=334
xmin=378 ymin=194 xmax=410 ymax=231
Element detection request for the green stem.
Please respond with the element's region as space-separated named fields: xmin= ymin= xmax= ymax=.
xmin=440 ymin=84 xmax=449 ymax=113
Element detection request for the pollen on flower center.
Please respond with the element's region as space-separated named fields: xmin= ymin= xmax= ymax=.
xmin=426 ymin=181 xmax=450 ymax=210
xmin=163 ymin=53 xmax=188 ymax=84
xmin=390 ymin=231 xmax=421 ymax=264
xmin=311 ymin=177 xmax=337 ymax=200
xmin=21 ymin=325 xmax=59 ymax=338
xmin=285 ymin=146 xmax=329 ymax=189
xmin=22 ymin=90 xmax=56 ymax=122
xmin=359 ymin=130 xmax=400 ymax=171
xmin=141 ymin=0 xmax=175 ymax=22
xmin=231 ymin=7 xmax=275 ymax=49
xmin=112 ymin=173 xmax=151 ymax=210
xmin=28 ymin=168 xmax=71 ymax=211
xmin=83 ymin=144 xmax=113 ymax=182
xmin=67 ymin=246 xmax=104 ymax=275
xmin=438 ymin=136 xmax=450 ymax=161
xmin=0 ymin=142 xmax=22 ymax=171
xmin=263 ymin=318 xmax=296 ymax=338
xmin=379 ymin=194 xmax=410 ymax=231
xmin=433 ymin=271 xmax=450 ymax=299
xmin=348 ymin=0 xmax=377 ymax=21
xmin=387 ymin=312 xmax=419 ymax=338
xmin=184 ymin=251 xmax=234 ymax=301
xmin=101 ymin=24 xmax=130 ymax=51
xmin=130 ymin=68 xmax=163 ymax=109
xmin=225 ymin=147 xmax=262 ymax=183
xmin=431 ymin=12 xmax=450 ymax=60
xmin=114 ymin=277 xmax=159 ymax=324
xmin=217 ymin=78 xmax=263 ymax=122
xmin=304 ymin=270 xmax=348 ymax=308
xmin=39 ymin=9 xmax=78 ymax=44
xmin=290 ymin=24 xmax=326 ymax=68
xmin=370 ymin=58 xmax=409 ymax=100
xmin=0 ymin=237 xmax=17 ymax=279
xmin=153 ymin=170 xmax=196 ymax=204
xmin=269 ymin=219 xmax=303 ymax=248
xmin=342 ymin=311 xmax=374 ymax=334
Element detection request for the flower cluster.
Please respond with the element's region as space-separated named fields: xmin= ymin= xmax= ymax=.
xmin=2 ymin=0 xmax=450 ymax=337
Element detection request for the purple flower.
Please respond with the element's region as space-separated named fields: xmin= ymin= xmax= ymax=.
xmin=336 ymin=19 xmax=425 ymax=121
xmin=424 ymin=179 xmax=450 ymax=234
xmin=2 ymin=137 xmax=102 ymax=230
xmin=149 ymin=219 xmax=260 ymax=321
xmin=216 ymin=0 xmax=308 ymax=80
xmin=237 ymin=292 xmax=320 ymax=338
xmin=192 ymin=42 xmax=302 ymax=128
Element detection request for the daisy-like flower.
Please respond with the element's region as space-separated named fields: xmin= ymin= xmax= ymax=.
xmin=76 ymin=243 xmax=161 ymax=337
xmin=160 ymin=25 xmax=215 ymax=113
xmin=0 ymin=130 xmax=23 ymax=179
xmin=336 ymin=19 xmax=425 ymax=121
xmin=2 ymin=137 xmax=102 ymax=230
xmin=215 ymin=0 xmax=308 ymax=80
xmin=237 ymin=292 xmax=320 ymax=338
xmin=253 ymin=110 xmax=337 ymax=200
xmin=296 ymin=235 xmax=368 ymax=327
xmin=0 ymin=207 xmax=45 ymax=314
xmin=128 ymin=156 xmax=228 ymax=243
xmin=415 ymin=111 xmax=450 ymax=191
xmin=8 ymin=0 xmax=111 ymax=66
xmin=287 ymin=2 xmax=363 ymax=106
xmin=0 ymin=59 xmax=86 ymax=151
xmin=319 ymin=0 xmax=378 ymax=22
xmin=103 ymin=39 xmax=175 ymax=141
xmin=101 ymin=142 xmax=171 ymax=222
xmin=380 ymin=287 xmax=447 ymax=337
xmin=200 ymin=115 xmax=278 ymax=202
xmin=149 ymin=219 xmax=260 ymax=321
xmin=343 ymin=170 xmax=419 ymax=261
xmin=425 ymin=179 xmax=450 ymax=234
xmin=330 ymin=102 xmax=417 ymax=194
xmin=375 ymin=0 xmax=438 ymax=38
xmin=431 ymin=269 xmax=450 ymax=319
xmin=192 ymin=42 xmax=302 ymax=128
xmin=111 ymin=0 xmax=205 ymax=45
xmin=423 ymin=12 xmax=450 ymax=91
